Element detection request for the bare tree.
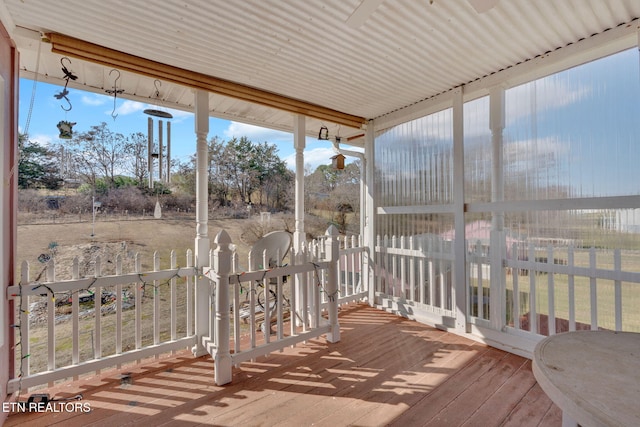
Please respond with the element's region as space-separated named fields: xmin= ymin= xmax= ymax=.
xmin=69 ymin=122 xmax=128 ymax=188
xmin=123 ymin=131 xmax=149 ymax=187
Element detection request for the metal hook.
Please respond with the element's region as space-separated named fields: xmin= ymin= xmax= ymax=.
xmin=110 ymin=98 xmax=118 ymax=119
xmin=105 ymin=69 xmax=124 ymax=120
xmin=54 ymin=88 xmax=72 ymax=111
xmin=153 ymin=79 xmax=161 ymax=97
xmin=60 ymin=57 xmax=77 ymax=83
xmin=60 ymin=57 xmax=71 ymax=68
xmin=60 ymin=95 xmax=72 ymax=112
xmin=109 ymin=68 xmax=121 ymax=85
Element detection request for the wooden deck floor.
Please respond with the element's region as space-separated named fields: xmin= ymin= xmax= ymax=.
xmin=4 ymin=304 xmax=561 ymax=427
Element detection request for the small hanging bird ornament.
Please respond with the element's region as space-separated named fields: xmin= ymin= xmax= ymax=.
xmin=57 ymin=120 xmax=76 ymax=139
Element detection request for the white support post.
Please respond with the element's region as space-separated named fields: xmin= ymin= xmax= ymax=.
xmin=212 ymin=230 xmax=233 ymax=385
xmin=364 ymin=120 xmax=376 ymax=305
xmin=452 ymin=87 xmax=468 ymax=333
xmin=193 ymin=89 xmax=210 ymax=357
xmin=489 ymin=86 xmax=506 ymax=331
xmin=293 ymin=115 xmax=308 ymax=321
xmin=293 ymin=114 xmax=306 ymax=252
xmin=325 ymin=225 xmax=341 ymax=343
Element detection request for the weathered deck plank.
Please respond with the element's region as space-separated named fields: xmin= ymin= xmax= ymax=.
xmin=4 ymin=304 xmax=559 ymax=427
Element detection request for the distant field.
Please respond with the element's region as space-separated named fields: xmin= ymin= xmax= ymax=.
xmin=15 ymin=213 xmax=291 ymax=375
xmin=16 ymin=213 xmax=277 ymax=276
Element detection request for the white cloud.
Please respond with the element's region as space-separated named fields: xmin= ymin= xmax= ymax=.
xmin=110 ymin=100 xmax=191 ymax=123
xmin=506 ymin=80 xmax=591 ymax=122
xmin=381 ymin=79 xmax=592 ymax=143
xmin=81 ymin=94 xmax=107 ymax=106
xmin=27 ymin=133 xmax=55 ymax=146
xmin=224 ymin=122 xmax=292 ymax=144
xmin=164 ymin=108 xmax=192 ymax=123
xmin=114 ymin=100 xmax=146 ymax=116
xmin=285 ymin=147 xmax=336 ymax=172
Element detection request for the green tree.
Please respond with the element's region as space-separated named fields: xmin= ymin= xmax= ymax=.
xmin=172 ymin=158 xmax=197 ymax=195
xmin=157 ymin=135 xmax=292 ymax=210
xmin=251 ymin=141 xmax=293 ymax=209
xmin=18 ymin=133 xmax=62 ymax=190
xmin=224 ymin=136 xmax=257 ymax=204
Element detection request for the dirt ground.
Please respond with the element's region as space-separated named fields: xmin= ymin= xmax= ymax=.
xmin=17 ymin=213 xmax=291 ymax=280
xmin=14 ymin=212 xmax=295 ymax=375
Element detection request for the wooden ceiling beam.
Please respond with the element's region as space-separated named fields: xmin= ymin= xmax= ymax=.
xmin=48 ymin=33 xmax=366 ymax=129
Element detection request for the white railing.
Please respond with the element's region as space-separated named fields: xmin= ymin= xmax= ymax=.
xmin=9 ymin=228 xmax=368 ymax=390
xmin=502 ymin=242 xmax=640 ymax=336
xmin=203 ymin=226 xmax=346 ymax=385
xmin=7 ymin=250 xmax=197 ymax=393
xmin=326 ymin=234 xmax=367 ymax=307
xmin=467 ymin=240 xmax=491 ymax=323
xmin=465 ymin=237 xmax=640 ymax=338
xmin=374 ymin=234 xmax=455 ymax=325
xmin=373 ymin=231 xmax=640 ymax=347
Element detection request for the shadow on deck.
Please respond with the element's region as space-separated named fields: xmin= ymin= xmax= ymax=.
xmin=4 ymin=304 xmax=561 ymax=426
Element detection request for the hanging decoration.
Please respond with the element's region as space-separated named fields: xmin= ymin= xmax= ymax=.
xmin=105 ymin=69 xmax=124 ymax=120
xmin=318 ymin=125 xmax=329 ymax=140
xmin=53 ymin=57 xmax=77 ymax=112
xmin=56 ymin=120 xmax=76 ymax=139
xmin=54 ymin=57 xmax=78 ymax=139
xmin=144 ymin=80 xmax=174 ymax=119
xmin=144 ymin=80 xmax=173 ymax=188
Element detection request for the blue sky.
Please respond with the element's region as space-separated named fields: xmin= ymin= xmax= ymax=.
xmin=18 ymin=78 xmax=339 ymax=172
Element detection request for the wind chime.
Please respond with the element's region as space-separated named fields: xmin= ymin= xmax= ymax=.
xmin=144 ymin=80 xmax=173 ymax=189
xmin=55 ymin=57 xmax=77 ymax=139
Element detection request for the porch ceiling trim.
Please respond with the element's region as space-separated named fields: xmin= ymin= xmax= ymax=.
xmin=47 ymin=33 xmax=367 ymax=130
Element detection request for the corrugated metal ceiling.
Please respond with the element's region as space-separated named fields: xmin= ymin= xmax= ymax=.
xmin=2 ymin=0 xmax=639 ymax=143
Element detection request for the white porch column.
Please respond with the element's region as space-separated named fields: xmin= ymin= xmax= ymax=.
xmin=364 ymin=120 xmax=376 ymax=305
xmin=193 ymin=89 xmax=210 ymax=357
xmin=489 ymin=86 xmax=506 ymax=331
xmin=452 ymin=87 xmax=468 ymax=333
xmin=293 ymin=114 xmax=306 ymax=251
xmin=292 ymin=114 xmax=307 ymax=324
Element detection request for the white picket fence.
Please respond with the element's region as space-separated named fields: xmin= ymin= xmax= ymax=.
xmin=317 ymin=233 xmax=367 ymax=307
xmin=502 ymin=242 xmax=640 ymax=336
xmin=374 ymin=234 xmax=456 ymax=325
xmin=7 ymin=250 xmax=197 ymax=393
xmin=8 ymin=228 xmax=368 ymax=391
xmin=373 ymin=232 xmax=640 ymax=351
xmin=202 ymin=226 xmax=366 ymax=385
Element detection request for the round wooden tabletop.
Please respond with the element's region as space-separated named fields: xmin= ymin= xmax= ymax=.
xmin=532 ymin=330 xmax=640 ymax=427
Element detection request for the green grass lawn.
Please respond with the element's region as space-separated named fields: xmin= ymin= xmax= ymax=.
xmin=499 ymin=248 xmax=640 ymax=333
